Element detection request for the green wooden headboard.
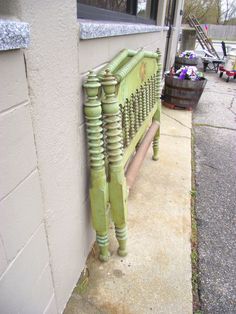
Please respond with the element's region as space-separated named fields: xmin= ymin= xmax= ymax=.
xmin=83 ymin=49 xmax=162 ymax=262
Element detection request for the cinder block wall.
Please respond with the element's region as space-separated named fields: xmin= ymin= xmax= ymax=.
xmin=0 ymin=49 xmax=57 ymax=313
xmin=0 ymin=1 xmax=96 ymax=312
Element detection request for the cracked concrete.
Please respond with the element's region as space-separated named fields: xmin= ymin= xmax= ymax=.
xmin=193 ymin=123 xmax=236 ymax=131
xmin=64 ymin=106 xmax=192 ymax=314
xmin=162 ymin=111 xmax=192 ymax=130
xmin=193 ymin=71 xmax=236 ymax=313
xmin=228 ymin=96 xmax=236 ymax=117
xmin=194 ymin=74 xmax=236 ymax=129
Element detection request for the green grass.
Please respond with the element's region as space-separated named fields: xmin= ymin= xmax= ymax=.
xmin=191 ymin=130 xmax=202 ymax=312
xmin=74 ymin=267 xmax=89 ymax=295
xmin=190 ymin=189 xmax=197 ymax=198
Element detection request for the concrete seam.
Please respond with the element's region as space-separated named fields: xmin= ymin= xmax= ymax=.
xmin=23 ymin=53 xmax=59 ymax=313
xmin=227 ymin=96 xmax=236 ymax=117
xmin=0 ymin=234 xmax=7 ymax=269
xmin=0 ymin=223 xmax=44 ymax=281
xmin=193 ymin=123 xmax=236 ymax=131
xmin=30 ymin=116 xmax=59 ymax=313
xmin=34 ymin=262 xmax=50 ymax=285
xmin=19 ymin=263 xmax=52 ymax=313
xmin=43 ymin=293 xmax=56 ymax=314
xmin=162 ymin=112 xmax=191 ymax=129
xmin=161 ymin=133 xmax=191 ymax=139
xmin=0 ymin=100 xmax=30 ymax=116
xmin=0 ymin=168 xmax=37 ymax=203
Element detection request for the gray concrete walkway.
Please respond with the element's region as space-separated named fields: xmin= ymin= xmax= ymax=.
xmin=193 ymin=72 xmax=236 ymax=313
xmin=64 ymin=106 xmax=193 ymax=314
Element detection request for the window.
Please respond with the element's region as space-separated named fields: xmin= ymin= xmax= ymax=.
xmin=77 ymin=0 xmax=159 ymax=25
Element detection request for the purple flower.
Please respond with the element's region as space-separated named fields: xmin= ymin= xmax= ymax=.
xmin=179 ymin=68 xmax=188 ymax=80
xmin=179 ymin=50 xmax=196 ymax=59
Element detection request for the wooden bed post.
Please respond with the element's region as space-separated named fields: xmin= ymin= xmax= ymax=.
xmin=152 ymin=53 xmax=162 ymax=161
xmin=101 ymin=70 xmax=128 ymax=257
xmin=83 ymin=72 xmax=110 ymax=262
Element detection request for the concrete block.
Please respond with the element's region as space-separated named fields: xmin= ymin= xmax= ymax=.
xmin=0 ymin=237 xmax=7 ymax=276
xmin=79 ymin=32 xmax=163 ymax=74
xmin=21 ymin=265 xmax=54 ymax=314
xmin=44 ymin=198 xmax=94 ymax=313
xmin=180 ymin=28 xmax=197 ymax=52
xmin=0 ymin=50 xmax=29 ymax=113
xmin=0 ymin=225 xmax=52 ymax=313
xmin=144 ymin=40 xmax=162 ymax=53
xmin=0 ymin=103 xmax=37 ymax=199
xmin=0 ymin=171 xmax=43 ymax=262
xmin=78 ymin=37 xmax=110 ymax=74
xmin=43 ymin=295 xmax=58 ymax=314
xmin=107 ymin=32 xmax=162 ymax=59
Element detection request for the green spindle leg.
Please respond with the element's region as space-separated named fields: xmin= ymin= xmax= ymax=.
xmin=152 ymin=103 xmax=161 ymax=160
xmin=110 ymin=167 xmax=128 ymax=257
xmin=130 ymin=96 xmax=135 ymax=140
xmin=115 ymin=225 xmax=127 ymax=257
xmin=90 ymin=171 xmax=110 ymax=262
xmin=84 ymin=72 xmax=110 ymax=262
xmin=96 ymin=233 xmax=109 ymax=262
xmin=153 ymin=55 xmax=162 ymax=161
xmin=124 ymin=99 xmax=130 ymax=147
xmin=135 ymin=90 xmax=140 ymax=131
xmin=152 ymin=129 xmax=160 ymax=161
xmin=102 ymin=70 xmax=128 ymax=257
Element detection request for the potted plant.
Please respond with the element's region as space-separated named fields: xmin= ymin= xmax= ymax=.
xmin=175 ymin=50 xmax=198 ymax=70
xmin=163 ymin=66 xmax=207 ymax=110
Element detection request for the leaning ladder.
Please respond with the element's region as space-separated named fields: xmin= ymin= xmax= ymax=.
xmin=188 ymin=15 xmax=220 ymax=59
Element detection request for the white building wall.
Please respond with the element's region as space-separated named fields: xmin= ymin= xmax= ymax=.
xmin=0 ymin=49 xmax=56 ymax=313
xmin=0 ymin=1 xmax=95 ymax=312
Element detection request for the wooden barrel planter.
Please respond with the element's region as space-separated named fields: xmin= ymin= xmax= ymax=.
xmin=174 ymin=56 xmax=198 ymax=70
xmin=163 ymin=74 xmax=207 ymax=110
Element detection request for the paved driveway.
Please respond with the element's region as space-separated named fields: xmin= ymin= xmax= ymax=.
xmin=193 ymin=70 xmax=236 ymax=313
